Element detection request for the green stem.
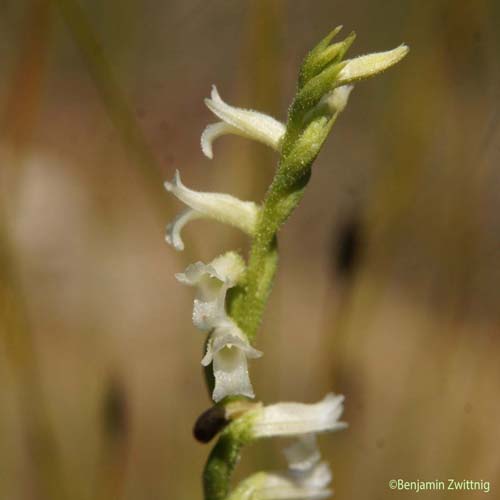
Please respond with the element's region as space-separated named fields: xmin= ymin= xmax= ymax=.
xmin=204 ymin=109 xmax=340 ymax=500
xmin=230 ymin=114 xmax=338 ymax=341
xmin=203 ymin=419 xmax=254 ymax=500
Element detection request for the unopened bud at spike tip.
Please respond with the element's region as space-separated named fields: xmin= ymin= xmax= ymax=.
xmin=337 ymin=44 xmax=409 ymax=84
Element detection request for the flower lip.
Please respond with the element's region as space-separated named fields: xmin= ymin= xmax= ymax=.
xmin=201 ymin=318 xmax=262 ymax=402
xmin=201 ymin=320 xmax=263 ymax=367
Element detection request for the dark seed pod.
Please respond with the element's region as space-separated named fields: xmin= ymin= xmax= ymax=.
xmin=193 ymin=405 xmax=229 ymax=443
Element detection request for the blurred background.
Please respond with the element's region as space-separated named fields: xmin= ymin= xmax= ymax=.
xmin=1 ymin=1 xmax=499 ymax=499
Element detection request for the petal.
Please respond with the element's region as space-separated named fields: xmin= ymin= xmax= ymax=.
xmin=209 ymin=251 xmax=246 ymax=285
xmin=165 ymin=208 xmax=204 ymax=251
xmin=165 ymin=170 xmax=259 ymax=235
xmin=297 ymin=462 xmax=332 ymax=491
xmin=258 ymin=478 xmax=332 ymax=500
xmin=337 ymin=44 xmax=409 ymax=84
xmin=284 ymin=437 xmax=332 ymax=491
xmin=201 ymin=338 xmax=214 ymax=366
xmin=284 ymin=435 xmax=321 ymax=472
xmin=203 ymin=86 xmax=285 ymax=157
xmin=177 ymin=250 xmax=246 ymax=289
xmin=228 ymin=471 xmax=332 ymax=500
xmin=201 ymin=122 xmax=240 ymax=159
xmin=175 ymin=260 xmax=220 ymax=287
xmin=250 ymin=393 xmax=347 ymax=438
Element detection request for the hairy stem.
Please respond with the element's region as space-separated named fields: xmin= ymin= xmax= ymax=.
xmin=230 ymin=114 xmax=338 ymax=340
xmin=203 ymin=418 xmax=254 ymax=500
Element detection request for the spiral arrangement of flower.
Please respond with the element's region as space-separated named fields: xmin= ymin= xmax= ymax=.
xmin=164 ymin=27 xmax=408 ymax=500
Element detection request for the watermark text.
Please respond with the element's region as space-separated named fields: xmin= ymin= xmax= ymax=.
xmin=388 ymin=479 xmax=491 ymax=493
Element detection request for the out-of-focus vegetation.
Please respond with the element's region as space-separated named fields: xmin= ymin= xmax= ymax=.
xmin=0 ymin=1 xmax=499 ymax=499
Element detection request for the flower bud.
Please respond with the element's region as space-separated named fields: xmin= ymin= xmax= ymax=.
xmin=337 ymin=44 xmax=409 ymax=84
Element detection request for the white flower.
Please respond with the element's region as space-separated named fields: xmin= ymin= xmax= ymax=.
xmin=227 ymin=435 xmax=333 ymax=500
xmin=337 ymin=44 xmax=409 ymax=84
xmin=249 ymin=393 xmax=347 ymax=438
xmin=325 ymin=84 xmax=354 ymax=114
xmin=176 ymin=251 xmax=261 ymax=402
xmin=164 ymin=170 xmax=259 ymax=251
xmin=201 ymin=317 xmax=262 ymax=402
xmin=175 ymin=252 xmax=245 ymax=331
xmin=201 ymin=86 xmax=286 ymax=159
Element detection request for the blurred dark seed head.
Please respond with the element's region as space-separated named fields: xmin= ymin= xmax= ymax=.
xmin=102 ymin=376 xmax=128 ymax=441
xmin=332 ymin=215 xmax=363 ymax=280
xmin=193 ymin=405 xmax=228 ymax=443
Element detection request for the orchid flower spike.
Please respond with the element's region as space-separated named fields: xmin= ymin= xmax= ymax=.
xmin=247 ymin=393 xmax=347 ymax=438
xmin=227 ymin=435 xmax=333 ymax=500
xmin=202 ymin=317 xmax=262 ymax=402
xmin=164 ymin=170 xmax=259 ymax=251
xmin=175 ymin=251 xmax=245 ymax=331
xmin=201 ymin=86 xmax=286 ymax=159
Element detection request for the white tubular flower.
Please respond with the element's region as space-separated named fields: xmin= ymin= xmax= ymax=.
xmin=164 ymin=170 xmax=259 ymax=250
xmin=337 ymin=44 xmax=409 ymax=84
xmin=227 ymin=435 xmax=332 ymax=500
xmin=175 ymin=252 xmax=245 ymax=331
xmin=249 ymin=393 xmax=347 ymax=438
xmin=201 ymin=86 xmax=286 ymax=159
xmin=201 ymin=318 xmax=262 ymax=402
